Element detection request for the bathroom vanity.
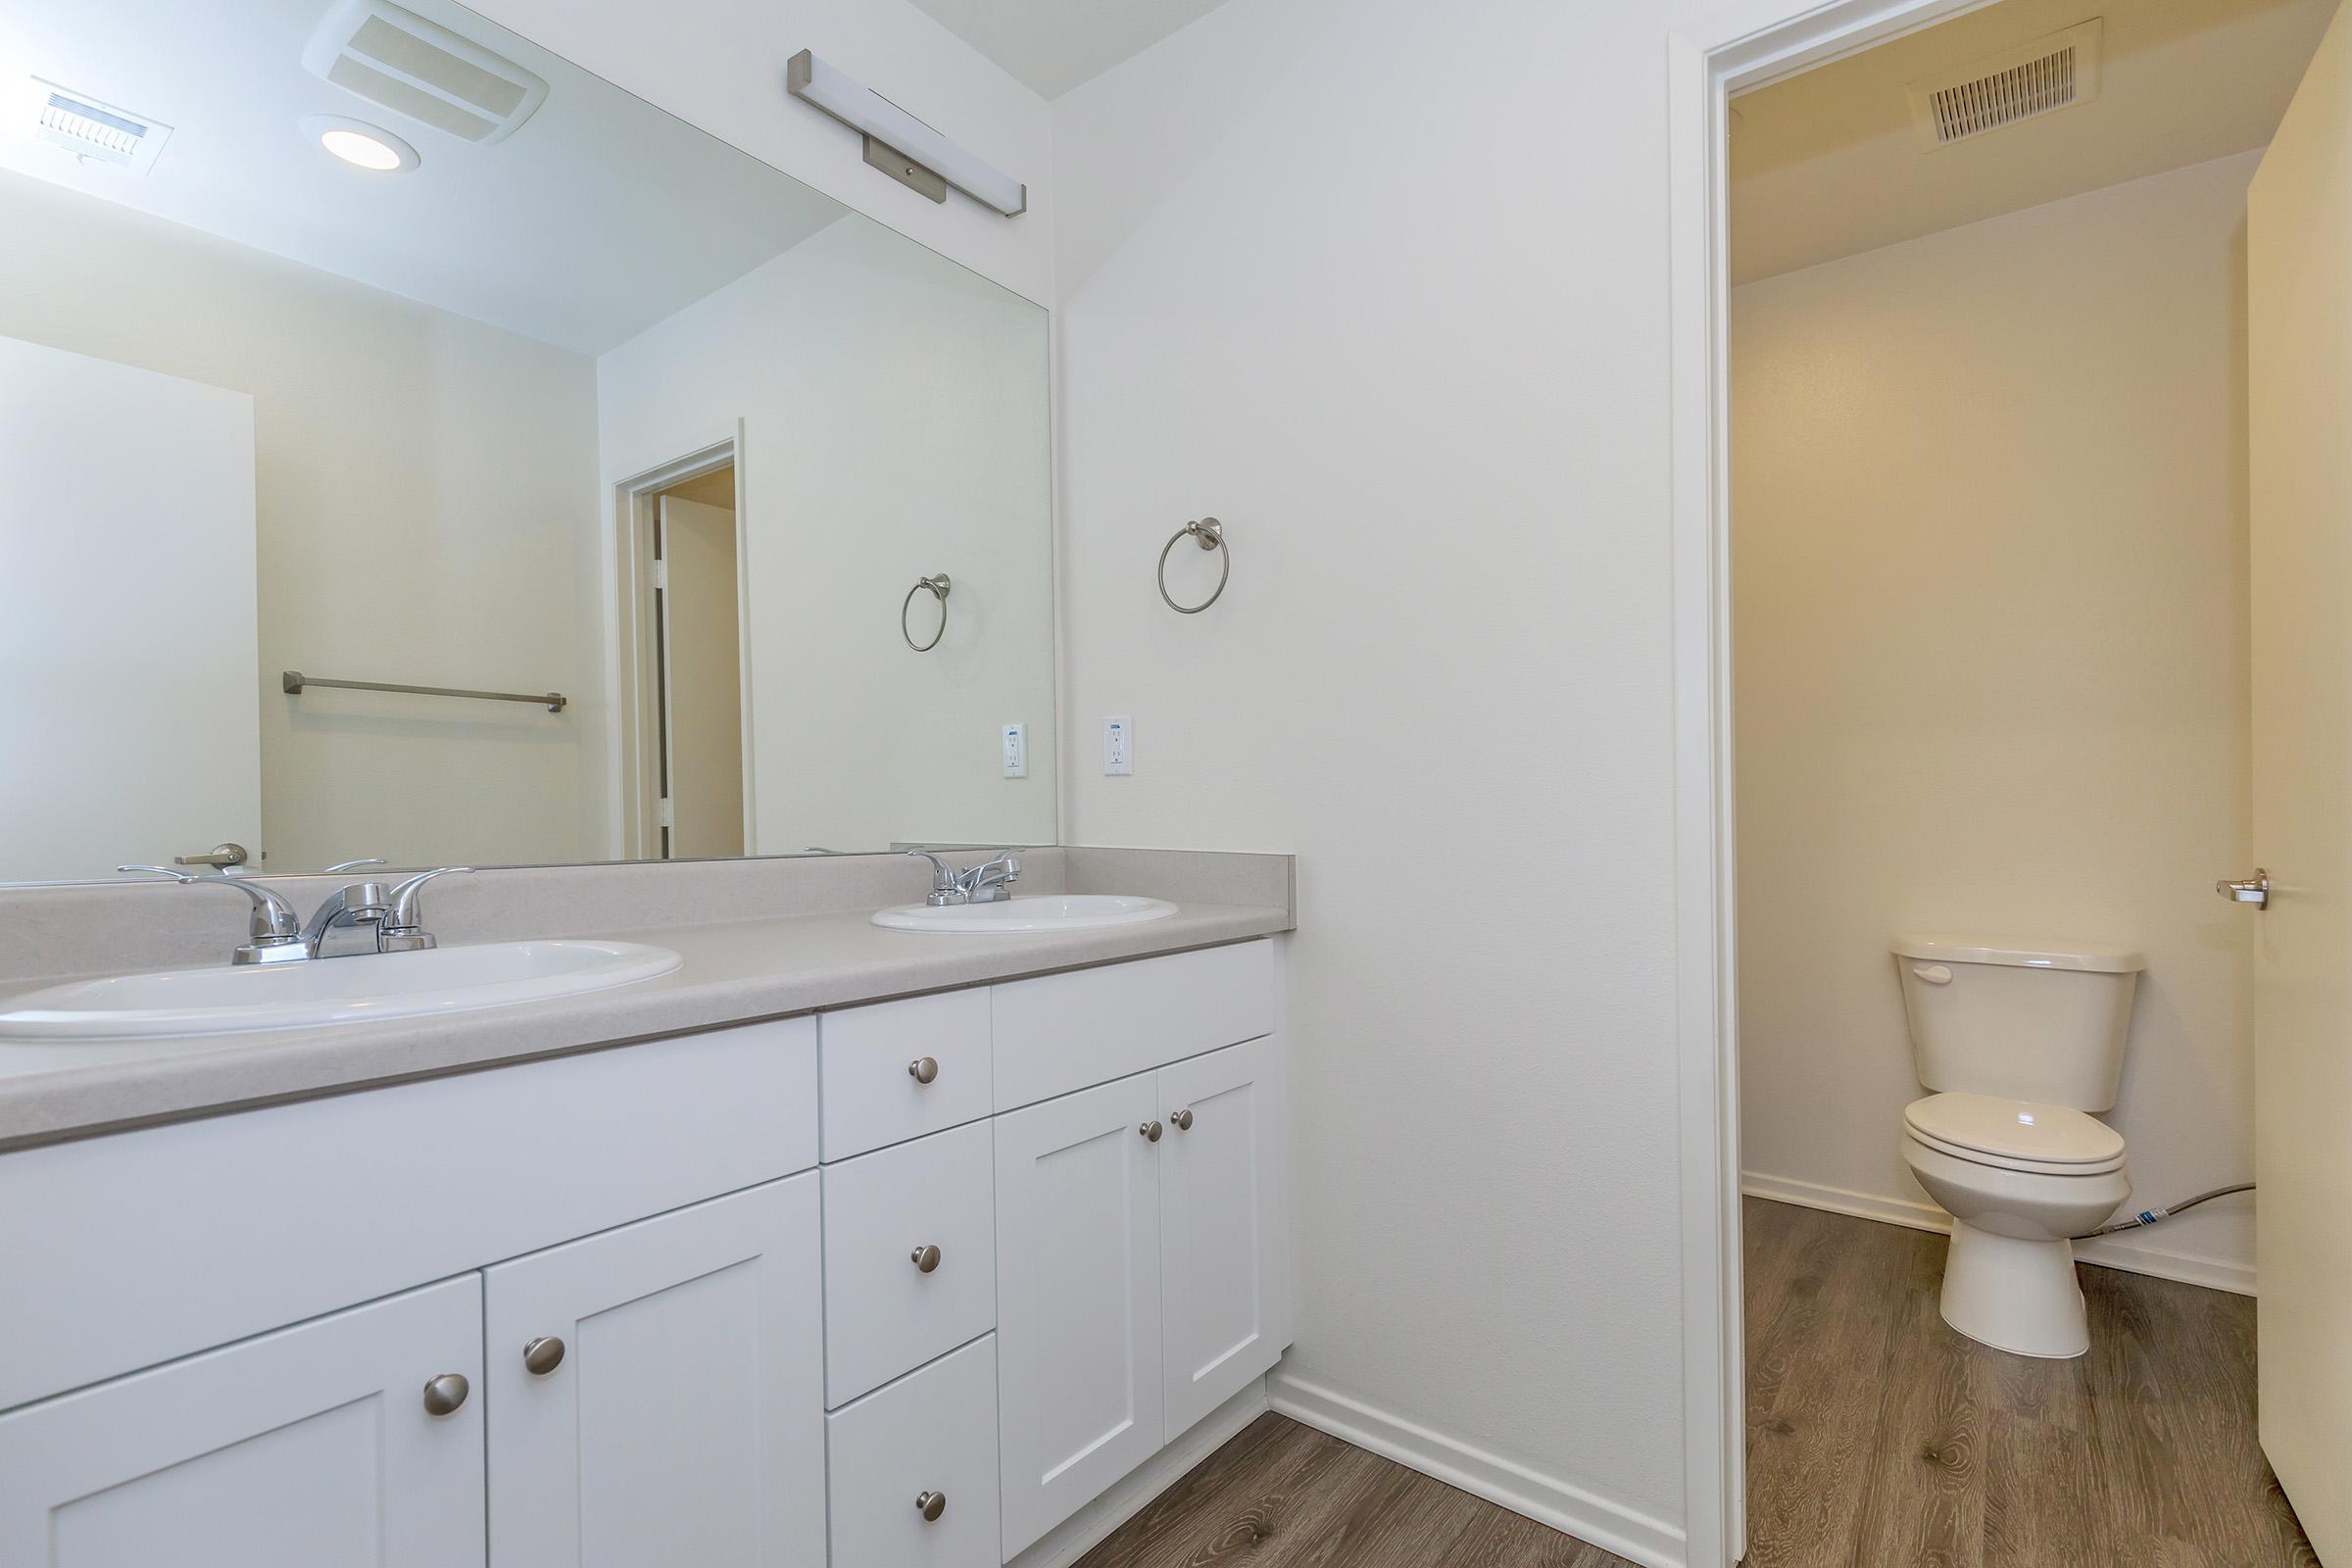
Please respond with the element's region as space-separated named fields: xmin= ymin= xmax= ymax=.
xmin=0 ymin=859 xmax=1293 ymax=1568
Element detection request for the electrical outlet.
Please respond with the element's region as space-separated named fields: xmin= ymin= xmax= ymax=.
xmin=1002 ymin=722 xmax=1027 ymax=778
xmin=1102 ymin=715 xmax=1133 ymax=775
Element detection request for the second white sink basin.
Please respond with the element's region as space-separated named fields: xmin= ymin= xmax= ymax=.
xmin=0 ymin=940 xmax=684 ymax=1042
xmin=871 ymin=895 xmax=1177 ymax=933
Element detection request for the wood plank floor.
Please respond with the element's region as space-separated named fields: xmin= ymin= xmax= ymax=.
xmin=1743 ymin=1197 xmax=2316 ymax=1568
xmin=1078 ymin=1199 xmax=2312 ymax=1567
xmin=1072 ymin=1410 xmax=1639 ymax=1567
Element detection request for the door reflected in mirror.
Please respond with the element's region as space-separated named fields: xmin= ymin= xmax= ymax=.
xmin=0 ymin=0 xmax=1054 ymax=882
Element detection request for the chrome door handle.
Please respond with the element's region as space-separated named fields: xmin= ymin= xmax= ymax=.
xmin=2217 ymin=869 xmax=2270 ymax=907
xmin=421 ymin=1372 xmax=469 ymax=1416
xmin=173 ymin=842 xmax=250 ymax=869
xmin=522 ymin=1336 xmax=566 ymax=1376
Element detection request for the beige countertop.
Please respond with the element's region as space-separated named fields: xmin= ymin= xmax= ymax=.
xmin=0 ymin=899 xmax=1290 ymax=1152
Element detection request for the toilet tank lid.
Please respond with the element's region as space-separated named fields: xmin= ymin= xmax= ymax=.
xmin=1891 ymin=935 xmax=2145 ymax=973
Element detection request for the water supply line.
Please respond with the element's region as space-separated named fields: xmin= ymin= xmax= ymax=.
xmin=2074 ymin=1182 xmax=2254 ymax=1240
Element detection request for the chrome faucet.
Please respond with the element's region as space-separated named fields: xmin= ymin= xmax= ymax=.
xmin=120 ymin=864 xmax=473 ymax=963
xmin=963 ymin=851 xmax=1021 ymax=904
xmin=903 ymin=849 xmax=1022 ymax=906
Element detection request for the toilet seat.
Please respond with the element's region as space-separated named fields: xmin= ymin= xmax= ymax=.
xmin=1902 ymin=1093 xmax=2125 ymax=1176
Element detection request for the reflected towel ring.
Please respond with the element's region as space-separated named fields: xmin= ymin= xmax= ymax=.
xmin=902 ymin=573 xmax=952 ymax=652
xmin=1157 ymin=518 xmax=1228 ymax=613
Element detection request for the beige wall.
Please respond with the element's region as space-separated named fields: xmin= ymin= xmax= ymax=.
xmin=0 ymin=169 xmax=606 ymax=874
xmin=1733 ymin=153 xmax=2260 ymax=1291
xmin=598 ymin=215 xmax=1055 ymax=856
xmin=1054 ymin=0 xmax=1690 ymax=1548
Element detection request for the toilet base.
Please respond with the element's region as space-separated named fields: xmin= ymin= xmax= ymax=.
xmin=1937 ymin=1219 xmax=2088 ymax=1358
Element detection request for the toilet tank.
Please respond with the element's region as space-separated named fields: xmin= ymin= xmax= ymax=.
xmin=1891 ymin=935 xmax=2143 ymax=1111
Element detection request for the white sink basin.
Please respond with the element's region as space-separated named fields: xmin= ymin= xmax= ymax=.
xmin=0 ymin=940 xmax=683 ymax=1041
xmin=871 ymin=895 xmax=1178 ymax=933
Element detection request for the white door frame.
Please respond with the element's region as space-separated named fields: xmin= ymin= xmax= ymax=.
xmin=1666 ymin=1 xmax=2000 ymax=1563
xmin=611 ymin=430 xmax=756 ymax=859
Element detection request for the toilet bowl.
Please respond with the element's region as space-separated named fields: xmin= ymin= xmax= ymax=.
xmin=1900 ymin=1092 xmax=2130 ymax=1358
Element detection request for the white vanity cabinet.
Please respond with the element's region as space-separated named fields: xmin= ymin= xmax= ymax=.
xmin=0 ymin=1276 xmax=487 ymax=1566
xmin=0 ymin=938 xmax=1285 ymax=1568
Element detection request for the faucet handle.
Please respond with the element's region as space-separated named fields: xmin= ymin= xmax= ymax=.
xmin=321 ymin=858 xmax=388 ymax=874
xmin=118 ymin=864 xmax=305 ymax=948
xmin=381 ymin=867 xmax=472 ymax=949
xmin=905 ymin=850 xmax=961 ymax=906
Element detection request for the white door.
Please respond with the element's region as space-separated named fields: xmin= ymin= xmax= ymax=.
xmin=2248 ymin=6 xmax=2352 ymax=1557
xmin=0 ymin=1276 xmax=483 ymax=1565
xmin=658 ymin=493 xmax=747 ymax=858
xmin=483 ymin=1175 xmax=825 ymax=1567
xmin=995 ymin=1072 xmax=1164 ymax=1558
xmin=1158 ymin=1035 xmax=1289 ymax=1438
xmin=0 ymin=334 xmax=260 ymax=881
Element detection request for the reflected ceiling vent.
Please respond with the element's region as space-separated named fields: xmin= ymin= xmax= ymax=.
xmin=302 ymin=0 xmax=548 ymax=145
xmin=1907 ymin=19 xmax=2102 ymax=148
xmin=31 ymin=79 xmax=173 ymax=173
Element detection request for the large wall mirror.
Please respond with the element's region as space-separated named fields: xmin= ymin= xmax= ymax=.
xmin=0 ymin=0 xmax=1054 ymax=883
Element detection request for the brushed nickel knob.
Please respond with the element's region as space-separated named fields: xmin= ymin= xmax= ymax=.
xmin=915 ymin=1490 xmax=947 ymax=1523
xmin=910 ymin=1243 xmax=942 ymax=1273
xmin=1170 ymin=1107 xmax=1194 ymax=1131
xmin=1139 ymin=1120 xmax=1162 ymax=1143
xmin=908 ymin=1056 xmax=939 ymax=1085
xmin=522 ymin=1336 xmax=566 ymax=1377
xmin=421 ymin=1372 xmax=469 ymax=1416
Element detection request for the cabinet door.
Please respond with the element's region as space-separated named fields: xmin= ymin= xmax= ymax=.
xmin=484 ymin=1174 xmax=824 ymax=1568
xmin=0 ymin=1275 xmax=483 ymax=1566
xmin=1158 ymin=1035 xmax=1289 ymax=1438
xmin=995 ymin=1072 xmax=1164 ymax=1558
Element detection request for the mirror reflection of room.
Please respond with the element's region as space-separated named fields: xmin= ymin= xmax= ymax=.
xmin=0 ymin=0 xmax=1054 ymax=882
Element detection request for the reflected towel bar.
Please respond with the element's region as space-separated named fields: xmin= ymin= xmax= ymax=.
xmin=282 ymin=670 xmax=567 ymax=713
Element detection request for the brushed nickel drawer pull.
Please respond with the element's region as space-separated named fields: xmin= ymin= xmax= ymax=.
xmin=908 ymin=1055 xmax=940 ymax=1084
xmin=916 ymin=1489 xmax=947 ymax=1522
xmin=522 ymin=1336 xmax=566 ymax=1376
xmin=421 ymin=1372 xmax=469 ymax=1416
xmin=911 ymin=1243 xmax=942 ymax=1273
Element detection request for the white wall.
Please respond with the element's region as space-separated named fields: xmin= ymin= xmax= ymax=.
xmin=1733 ymin=154 xmax=2260 ymax=1292
xmin=599 ymin=216 xmax=1055 ymax=855
xmin=1054 ymin=0 xmax=1694 ymax=1557
xmin=0 ymin=170 xmax=606 ymax=873
xmin=467 ymin=0 xmax=1054 ymax=306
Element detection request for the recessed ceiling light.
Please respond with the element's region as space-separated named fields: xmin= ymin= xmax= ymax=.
xmin=300 ymin=113 xmax=417 ymax=173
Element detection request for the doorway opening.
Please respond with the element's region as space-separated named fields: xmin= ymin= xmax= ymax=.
xmin=613 ymin=441 xmax=752 ymax=860
xmin=1674 ymin=0 xmax=2340 ymax=1560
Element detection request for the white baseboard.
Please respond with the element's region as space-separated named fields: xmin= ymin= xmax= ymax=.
xmin=1267 ymin=1370 xmax=1689 ymax=1568
xmin=1740 ymin=1170 xmax=2257 ymax=1298
xmin=1005 ymin=1377 xmax=1271 ymax=1568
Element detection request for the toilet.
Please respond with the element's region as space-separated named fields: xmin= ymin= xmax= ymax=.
xmin=1891 ymin=934 xmax=2144 ymax=1359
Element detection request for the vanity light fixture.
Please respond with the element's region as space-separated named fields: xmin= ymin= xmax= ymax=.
xmin=303 ymin=114 xmax=418 ymax=172
xmin=785 ymin=49 xmax=1026 ymax=217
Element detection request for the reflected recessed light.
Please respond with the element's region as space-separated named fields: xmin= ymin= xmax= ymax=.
xmin=301 ymin=114 xmax=417 ymax=173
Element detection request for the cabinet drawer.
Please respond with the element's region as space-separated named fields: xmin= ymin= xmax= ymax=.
xmin=826 ymin=1334 xmax=999 ymax=1568
xmin=821 ymin=1121 xmax=996 ymax=1406
xmin=992 ymin=940 xmax=1275 ymax=1111
xmin=819 ymin=990 xmax=992 ymax=1161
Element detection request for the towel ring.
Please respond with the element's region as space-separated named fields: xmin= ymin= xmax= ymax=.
xmin=1157 ymin=518 xmax=1228 ymax=613
xmin=902 ymin=573 xmax=951 ymax=652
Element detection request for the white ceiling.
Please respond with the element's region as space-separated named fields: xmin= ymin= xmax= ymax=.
xmin=1730 ymin=0 xmax=2338 ymax=284
xmin=905 ymin=0 xmax=1231 ymax=99
xmin=0 ymin=0 xmax=848 ymax=355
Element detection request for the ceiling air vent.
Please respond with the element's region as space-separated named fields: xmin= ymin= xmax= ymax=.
xmin=302 ymin=0 xmax=548 ymax=145
xmin=1907 ymin=19 xmax=2102 ymax=148
xmin=31 ymin=79 xmax=173 ymax=174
